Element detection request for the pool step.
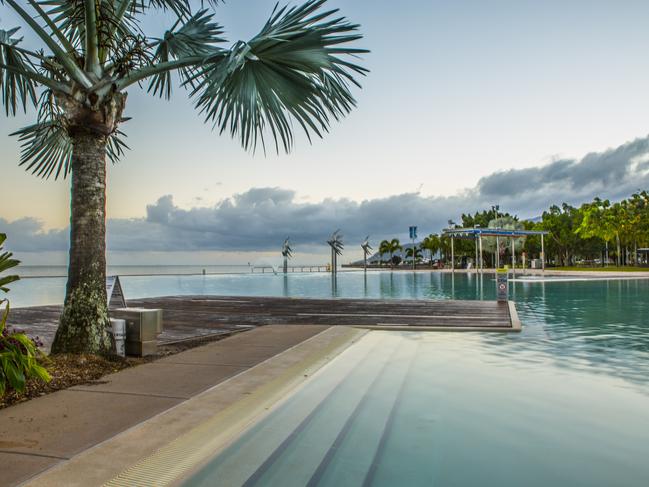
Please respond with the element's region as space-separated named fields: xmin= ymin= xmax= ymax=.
xmin=306 ymin=339 xmax=418 ymax=487
xmin=184 ymin=332 xmax=391 ymax=486
xmin=241 ymin=335 xmax=404 ymax=486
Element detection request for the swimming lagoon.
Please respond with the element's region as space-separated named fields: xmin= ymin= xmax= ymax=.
xmin=176 ymin=272 xmax=649 ymax=486
xmin=12 ymin=270 xmax=649 ymax=485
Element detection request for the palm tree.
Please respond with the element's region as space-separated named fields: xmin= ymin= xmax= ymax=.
xmin=420 ymin=234 xmax=440 ymax=266
xmin=378 ymin=238 xmax=401 ymax=268
xmin=0 ymin=0 xmax=367 ymax=354
xmin=404 ymin=245 xmax=422 ymax=265
xmin=378 ymin=240 xmax=390 ymax=266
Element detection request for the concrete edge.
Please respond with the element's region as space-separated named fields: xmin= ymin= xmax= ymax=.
xmin=24 ymin=326 xmax=366 ymax=487
xmin=356 ymin=325 xmax=517 ymax=332
xmin=508 ymin=300 xmax=522 ymax=332
xmin=354 ymin=301 xmax=523 ymax=333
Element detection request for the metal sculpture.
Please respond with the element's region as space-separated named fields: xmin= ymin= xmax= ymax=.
xmin=361 ymin=236 xmax=372 ymax=271
xmin=281 ymin=237 xmax=293 ymax=274
xmin=327 ymin=230 xmax=344 ymax=275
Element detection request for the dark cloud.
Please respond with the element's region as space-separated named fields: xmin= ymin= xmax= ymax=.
xmin=0 ymin=217 xmax=67 ymax=252
xmin=3 ymin=135 xmax=649 ymax=253
xmin=476 ymin=136 xmax=649 ymax=200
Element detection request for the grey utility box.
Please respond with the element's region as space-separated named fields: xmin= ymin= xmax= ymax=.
xmin=111 ymin=308 xmax=163 ymax=356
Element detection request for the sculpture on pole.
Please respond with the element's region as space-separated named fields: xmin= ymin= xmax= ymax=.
xmin=327 ymin=230 xmax=344 ymax=275
xmin=361 ymin=236 xmax=372 ymax=271
xmin=281 ymin=237 xmax=292 ymax=274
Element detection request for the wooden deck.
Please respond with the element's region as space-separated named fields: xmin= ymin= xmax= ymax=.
xmin=10 ymin=296 xmax=520 ymax=352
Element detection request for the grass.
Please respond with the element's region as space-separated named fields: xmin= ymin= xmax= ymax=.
xmin=552 ymin=266 xmax=649 ymax=272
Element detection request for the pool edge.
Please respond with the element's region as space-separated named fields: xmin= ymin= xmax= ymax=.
xmin=22 ymin=325 xmax=367 ymax=487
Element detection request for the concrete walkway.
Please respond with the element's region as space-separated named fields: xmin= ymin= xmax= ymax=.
xmin=0 ymin=325 xmax=330 ymax=487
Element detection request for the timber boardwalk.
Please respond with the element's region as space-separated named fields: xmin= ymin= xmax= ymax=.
xmin=12 ymin=296 xmax=521 ymax=352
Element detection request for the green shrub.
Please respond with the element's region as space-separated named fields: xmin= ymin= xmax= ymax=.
xmin=0 ymin=233 xmax=50 ymax=395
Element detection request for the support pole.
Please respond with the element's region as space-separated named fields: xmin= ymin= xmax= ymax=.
xmin=474 ymin=234 xmax=479 ymax=274
xmin=541 ymin=234 xmax=545 ymax=271
xmin=511 ymin=237 xmax=515 ymax=277
xmin=479 ymin=234 xmax=483 ymax=273
xmin=496 ymin=236 xmax=500 ymax=269
xmin=412 ymin=237 xmax=416 ymax=271
xmin=451 ymin=236 xmax=455 ymax=272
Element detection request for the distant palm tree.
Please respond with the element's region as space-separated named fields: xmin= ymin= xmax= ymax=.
xmin=405 ymin=245 xmax=422 ymax=265
xmin=0 ymin=0 xmax=367 ymax=354
xmin=420 ymin=234 xmax=440 ymax=266
xmin=378 ymin=240 xmax=390 ymax=266
xmin=379 ymin=238 xmax=402 ymax=268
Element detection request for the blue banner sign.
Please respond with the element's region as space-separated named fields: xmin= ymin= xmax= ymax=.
xmin=409 ymin=226 xmax=417 ymax=240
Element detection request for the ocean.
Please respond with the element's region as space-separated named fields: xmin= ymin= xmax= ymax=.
xmin=16 ymin=265 xmax=257 ymax=278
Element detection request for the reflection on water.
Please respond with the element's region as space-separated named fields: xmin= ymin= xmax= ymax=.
xmin=185 ymin=330 xmax=649 ymax=487
xmin=11 ymin=270 xmax=649 ymax=390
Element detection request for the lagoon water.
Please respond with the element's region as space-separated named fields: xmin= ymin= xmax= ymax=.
xmin=177 ymin=272 xmax=649 ymax=487
xmin=9 ymin=269 xmax=649 ymax=485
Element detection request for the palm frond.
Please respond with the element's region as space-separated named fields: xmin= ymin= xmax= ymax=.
xmin=188 ymin=0 xmax=368 ymax=153
xmin=13 ymin=119 xmax=73 ymax=180
xmin=13 ymin=119 xmax=130 ymax=179
xmin=148 ymin=9 xmax=226 ymax=98
xmin=35 ymin=0 xmax=143 ymax=66
xmin=11 ymin=91 xmax=130 ymax=180
xmin=0 ymin=28 xmax=38 ymax=115
xmin=106 ymin=128 xmax=130 ymax=161
xmin=144 ymin=0 xmax=222 ymax=19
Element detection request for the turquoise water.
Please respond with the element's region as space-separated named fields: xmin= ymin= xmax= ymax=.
xmin=177 ymin=273 xmax=649 ymax=487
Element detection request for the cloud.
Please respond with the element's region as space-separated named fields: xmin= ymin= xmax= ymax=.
xmin=3 ymin=135 xmax=649 ymax=253
xmin=0 ymin=217 xmax=67 ymax=252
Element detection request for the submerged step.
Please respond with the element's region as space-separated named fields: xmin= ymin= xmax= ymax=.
xmin=241 ymin=335 xmax=404 ymax=487
xmin=184 ymin=332 xmax=393 ymax=487
xmin=307 ymin=338 xmax=419 ymax=487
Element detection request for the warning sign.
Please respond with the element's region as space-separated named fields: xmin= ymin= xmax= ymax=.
xmin=496 ymin=270 xmax=508 ymax=302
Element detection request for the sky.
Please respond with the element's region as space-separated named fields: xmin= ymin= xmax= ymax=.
xmin=2 ymin=0 xmax=649 ymax=265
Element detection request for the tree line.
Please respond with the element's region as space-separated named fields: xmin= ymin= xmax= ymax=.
xmin=376 ymin=191 xmax=649 ymax=268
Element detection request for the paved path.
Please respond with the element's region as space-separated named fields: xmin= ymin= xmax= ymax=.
xmin=0 ymin=325 xmax=329 ymax=487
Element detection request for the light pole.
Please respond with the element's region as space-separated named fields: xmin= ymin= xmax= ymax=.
xmin=447 ymin=220 xmax=455 ymax=271
xmin=409 ymin=226 xmax=417 ymax=271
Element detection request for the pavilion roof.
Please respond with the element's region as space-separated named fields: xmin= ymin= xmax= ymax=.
xmin=442 ymin=227 xmax=549 ymax=238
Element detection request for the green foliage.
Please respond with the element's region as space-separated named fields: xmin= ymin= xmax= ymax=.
xmin=0 ymin=27 xmax=38 ymax=116
xmin=376 ymin=191 xmax=649 ymax=269
xmin=483 ymin=216 xmax=525 ymax=254
xmin=189 ymin=0 xmax=368 ymax=152
xmin=405 ymin=246 xmax=422 ymax=261
xmin=0 ymin=303 xmax=51 ymax=395
xmin=0 ymin=234 xmax=50 ymax=395
xmin=0 ymin=234 xmax=19 ymax=292
xmin=420 ymin=234 xmax=441 ymax=261
xmin=378 ymin=238 xmax=402 ymax=266
xmin=0 ymin=0 xmax=367 ymax=177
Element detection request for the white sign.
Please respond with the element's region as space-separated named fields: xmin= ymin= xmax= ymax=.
xmin=106 ymin=276 xmax=126 ymax=309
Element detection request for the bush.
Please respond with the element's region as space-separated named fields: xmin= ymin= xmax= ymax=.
xmin=0 ymin=307 xmax=50 ymax=394
xmin=0 ymin=233 xmax=50 ymax=395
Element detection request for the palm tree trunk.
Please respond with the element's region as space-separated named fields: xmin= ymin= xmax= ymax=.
xmin=51 ymin=131 xmax=112 ymax=355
